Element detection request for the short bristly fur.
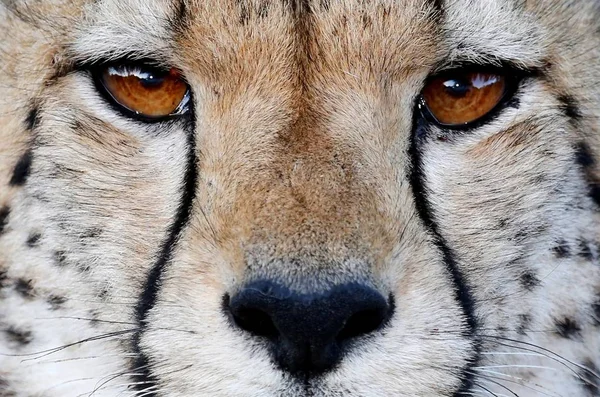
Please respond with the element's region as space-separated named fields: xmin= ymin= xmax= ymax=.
xmin=1 ymin=0 xmax=599 ymax=396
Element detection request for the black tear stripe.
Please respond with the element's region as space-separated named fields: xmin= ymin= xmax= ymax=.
xmin=408 ymin=117 xmax=479 ymax=396
xmin=131 ymin=117 xmax=198 ymax=393
xmin=0 ymin=206 xmax=9 ymax=235
xmin=25 ymin=104 xmax=40 ymax=131
xmin=9 ymin=149 xmax=33 ymax=186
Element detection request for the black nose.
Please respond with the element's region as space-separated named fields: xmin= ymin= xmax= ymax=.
xmin=226 ymin=280 xmax=392 ymax=374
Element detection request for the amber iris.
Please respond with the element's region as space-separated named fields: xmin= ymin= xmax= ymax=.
xmin=421 ymin=72 xmax=507 ymax=126
xmin=100 ymin=66 xmax=188 ymax=119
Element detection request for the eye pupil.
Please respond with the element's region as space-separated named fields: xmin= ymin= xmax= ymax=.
xmin=138 ymin=72 xmax=167 ymax=88
xmin=443 ymin=79 xmax=470 ymax=97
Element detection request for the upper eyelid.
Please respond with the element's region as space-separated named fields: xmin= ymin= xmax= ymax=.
xmin=74 ymin=55 xmax=174 ymax=74
xmin=430 ymin=60 xmax=540 ymax=78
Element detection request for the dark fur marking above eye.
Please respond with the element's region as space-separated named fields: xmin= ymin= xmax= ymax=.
xmin=557 ymin=94 xmax=583 ymax=123
xmin=26 ymin=232 xmax=41 ymax=248
xmin=553 ymin=240 xmax=571 ymax=258
xmin=555 ymin=317 xmax=582 ymax=339
xmin=520 ymin=272 xmax=540 ymax=291
xmin=579 ymin=359 xmax=600 ymax=397
xmin=168 ymin=0 xmax=189 ymax=32
xmin=14 ymin=279 xmax=34 ymax=299
xmin=9 ymin=150 xmax=33 ymax=186
xmin=47 ymin=295 xmax=67 ymax=310
xmin=0 ymin=206 xmax=9 ymax=235
xmin=4 ymin=326 xmax=32 ymax=346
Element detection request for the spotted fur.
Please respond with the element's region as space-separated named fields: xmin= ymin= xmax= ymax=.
xmin=1 ymin=0 xmax=600 ymax=396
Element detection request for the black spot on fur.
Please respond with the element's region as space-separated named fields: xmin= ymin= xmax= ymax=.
xmin=0 ymin=270 xmax=8 ymax=289
xmin=517 ymin=314 xmax=532 ymax=335
xmin=0 ymin=207 xmax=9 ymax=235
xmin=80 ymin=228 xmax=102 ymax=239
xmin=590 ymin=185 xmax=600 ymax=208
xmin=26 ymin=232 xmax=41 ymax=248
xmin=553 ymin=240 xmax=571 ymax=258
xmin=77 ymin=262 xmax=91 ymax=272
xmin=98 ymin=287 xmax=110 ymax=300
xmin=579 ymin=359 xmax=600 ymax=397
xmin=47 ymin=295 xmax=67 ymax=310
xmin=557 ymin=94 xmax=583 ymax=122
xmin=514 ymin=229 xmax=529 ymax=241
xmin=25 ymin=105 xmax=40 ymax=131
xmin=496 ymin=325 xmax=508 ymax=335
xmin=54 ymin=251 xmax=67 ymax=267
xmin=555 ymin=317 xmax=582 ymax=339
xmin=592 ymin=299 xmax=600 ymax=326
xmin=9 ymin=150 xmax=32 ymax=186
xmin=574 ymin=142 xmax=600 ymax=208
xmin=4 ymin=326 xmax=32 ymax=346
xmin=579 ymin=240 xmax=594 ymax=261
xmin=576 ymin=142 xmax=595 ymax=168
xmin=0 ymin=376 xmax=16 ymax=396
xmin=14 ymin=279 xmax=34 ymax=299
xmin=88 ymin=310 xmax=101 ymax=327
xmin=520 ymin=272 xmax=540 ymax=291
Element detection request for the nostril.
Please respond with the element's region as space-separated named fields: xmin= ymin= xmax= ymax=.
xmin=336 ymin=307 xmax=388 ymax=342
xmin=225 ymin=281 xmax=393 ymax=375
xmin=233 ymin=307 xmax=279 ymax=338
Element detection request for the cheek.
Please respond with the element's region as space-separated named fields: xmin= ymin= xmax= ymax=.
xmin=25 ymin=97 xmax=191 ymax=293
xmin=424 ymin=123 xmax=577 ymax=239
xmin=420 ymin=122 xmax=582 ymax=301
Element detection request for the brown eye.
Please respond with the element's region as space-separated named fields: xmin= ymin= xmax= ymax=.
xmin=421 ymin=72 xmax=507 ymax=126
xmin=99 ymin=65 xmax=189 ymax=120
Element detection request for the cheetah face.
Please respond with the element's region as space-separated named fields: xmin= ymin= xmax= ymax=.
xmin=1 ymin=0 xmax=600 ymax=396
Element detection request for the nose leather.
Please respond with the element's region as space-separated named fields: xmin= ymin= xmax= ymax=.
xmin=227 ymin=280 xmax=392 ymax=374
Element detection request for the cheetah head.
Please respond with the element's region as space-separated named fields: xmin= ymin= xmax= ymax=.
xmin=1 ymin=0 xmax=600 ymax=396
